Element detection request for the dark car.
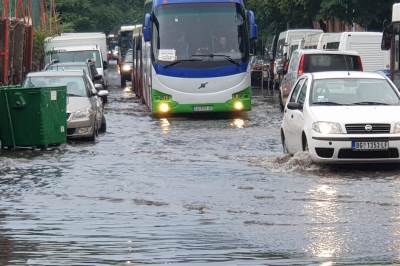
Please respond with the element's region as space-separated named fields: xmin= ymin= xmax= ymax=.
xmin=120 ymin=49 xmax=134 ymax=87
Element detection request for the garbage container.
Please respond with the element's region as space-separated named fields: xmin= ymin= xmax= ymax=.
xmin=0 ymin=86 xmax=67 ymax=149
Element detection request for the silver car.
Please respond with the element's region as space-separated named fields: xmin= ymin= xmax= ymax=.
xmin=23 ymin=71 xmax=108 ymax=141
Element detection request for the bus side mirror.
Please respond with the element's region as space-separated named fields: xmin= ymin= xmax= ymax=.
xmin=143 ymin=13 xmax=152 ymax=42
xmin=382 ymin=22 xmax=393 ymax=50
xmin=247 ymin=10 xmax=258 ymax=40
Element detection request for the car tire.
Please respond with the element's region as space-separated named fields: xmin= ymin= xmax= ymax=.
xmin=279 ymin=91 xmax=284 ymax=112
xmin=281 ymin=130 xmax=289 ymax=154
xmin=99 ymin=115 xmax=107 ymax=133
xmin=88 ymin=123 xmax=98 ymax=142
xmin=302 ymin=134 xmax=309 ymax=152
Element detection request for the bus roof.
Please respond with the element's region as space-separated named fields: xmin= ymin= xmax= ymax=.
xmin=152 ymin=0 xmax=244 ymax=8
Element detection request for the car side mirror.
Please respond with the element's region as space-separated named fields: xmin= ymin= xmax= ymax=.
xmin=287 ymin=102 xmax=303 ymax=111
xmin=103 ymin=61 xmax=108 ymax=70
xmin=143 ymin=13 xmax=152 ymax=42
xmin=94 ymin=84 xmax=104 ymax=91
xmin=98 ymin=90 xmax=109 ymax=97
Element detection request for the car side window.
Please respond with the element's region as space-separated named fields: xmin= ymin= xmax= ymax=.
xmin=289 ymin=78 xmax=305 ymax=103
xmin=297 ymin=78 xmax=308 ymax=106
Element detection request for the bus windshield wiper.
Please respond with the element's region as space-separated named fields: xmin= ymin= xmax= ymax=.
xmin=351 ymin=101 xmax=389 ymax=106
xmin=192 ymin=54 xmax=240 ymax=67
xmin=163 ymin=58 xmax=202 ymax=68
xmin=312 ymin=101 xmax=344 ymax=106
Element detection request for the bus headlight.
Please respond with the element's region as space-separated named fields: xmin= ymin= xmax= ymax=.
xmin=233 ymin=101 xmax=244 ymax=111
xmin=159 ymin=103 xmax=170 ymax=113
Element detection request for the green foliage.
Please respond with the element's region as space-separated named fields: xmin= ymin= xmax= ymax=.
xmin=245 ymin=0 xmax=397 ymax=41
xmin=57 ymin=0 xmax=144 ymax=33
xmin=33 ymin=30 xmax=54 ymax=70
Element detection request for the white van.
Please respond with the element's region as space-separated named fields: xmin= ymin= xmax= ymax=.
xmin=45 ymin=33 xmax=108 ymax=83
xmin=274 ymin=29 xmax=323 ymax=79
xmin=303 ymin=32 xmax=324 ymax=49
xmin=318 ymin=32 xmax=390 ymax=72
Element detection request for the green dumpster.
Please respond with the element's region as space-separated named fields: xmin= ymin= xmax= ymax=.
xmin=0 ymin=86 xmax=67 ymax=149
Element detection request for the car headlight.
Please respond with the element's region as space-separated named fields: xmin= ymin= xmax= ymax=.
xmin=122 ymin=64 xmax=132 ymax=72
xmin=312 ymin=122 xmax=343 ymax=134
xmin=394 ymin=123 xmax=400 ymax=134
xmin=71 ymin=109 xmax=91 ymax=121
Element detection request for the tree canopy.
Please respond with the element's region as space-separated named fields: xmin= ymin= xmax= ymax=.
xmin=56 ymin=0 xmax=144 ymax=33
xmin=245 ymin=0 xmax=397 ymax=39
xmin=57 ymin=0 xmax=397 ymax=37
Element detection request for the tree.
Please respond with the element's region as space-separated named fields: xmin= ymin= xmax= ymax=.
xmin=57 ymin=0 xmax=144 ymax=33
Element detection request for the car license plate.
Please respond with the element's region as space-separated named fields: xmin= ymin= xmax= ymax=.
xmin=193 ymin=106 xmax=213 ymax=112
xmin=352 ymin=141 xmax=389 ymax=151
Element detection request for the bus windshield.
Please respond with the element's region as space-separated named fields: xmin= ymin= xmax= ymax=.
xmin=152 ymin=3 xmax=249 ymax=68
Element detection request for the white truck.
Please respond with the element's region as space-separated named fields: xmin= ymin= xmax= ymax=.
xmin=318 ymin=32 xmax=390 ymax=72
xmin=44 ymin=33 xmax=108 ymax=84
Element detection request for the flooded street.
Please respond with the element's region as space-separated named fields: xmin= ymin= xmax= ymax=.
xmin=2 ymin=65 xmax=400 ymax=265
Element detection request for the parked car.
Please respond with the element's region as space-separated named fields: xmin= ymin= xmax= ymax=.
xmin=281 ymin=71 xmax=400 ymax=163
xmin=279 ymin=49 xmax=363 ymax=110
xmin=23 ymin=71 xmax=108 ymax=141
xmin=120 ymin=49 xmax=134 ymax=87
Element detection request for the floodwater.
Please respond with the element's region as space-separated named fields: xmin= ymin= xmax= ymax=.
xmin=2 ymin=65 xmax=400 ymax=265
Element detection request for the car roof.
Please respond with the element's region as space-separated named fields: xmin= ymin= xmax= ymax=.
xmin=27 ymin=71 xmax=85 ymax=78
xmin=296 ymin=49 xmax=359 ymax=56
xmin=310 ymin=71 xmax=387 ymax=80
xmin=52 ymin=45 xmax=99 ymax=51
xmin=48 ymin=62 xmax=88 ymax=67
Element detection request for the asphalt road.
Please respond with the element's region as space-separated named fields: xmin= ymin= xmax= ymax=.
xmin=1 ymin=65 xmax=400 ymax=265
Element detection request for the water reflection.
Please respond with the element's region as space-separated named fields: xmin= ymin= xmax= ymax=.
xmin=231 ymin=118 xmax=245 ymax=129
xmin=305 ymin=184 xmax=343 ymax=260
xmin=160 ymin=118 xmax=170 ymax=134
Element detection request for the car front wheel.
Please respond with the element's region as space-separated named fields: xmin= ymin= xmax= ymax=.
xmin=281 ymin=130 xmax=289 ymax=154
xmin=99 ymin=115 xmax=107 ymax=133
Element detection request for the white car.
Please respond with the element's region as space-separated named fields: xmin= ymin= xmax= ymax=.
xmin=281 ymin=71 xmax=400 ymax=163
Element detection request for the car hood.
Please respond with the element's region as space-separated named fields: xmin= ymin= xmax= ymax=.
xmin=310 ymin=106 xmax=400 ymax=124
xmin=67 ymin=96 xmax=91 ymax=113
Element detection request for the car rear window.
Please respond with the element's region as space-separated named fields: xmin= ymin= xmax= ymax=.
xmin=304 ymin=54 xmax=362 ymax=73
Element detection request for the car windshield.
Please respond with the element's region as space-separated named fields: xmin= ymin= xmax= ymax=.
xmin=311 ymin=78 xmax=400 ymax=106
xmin=46 ymin=65 xmax=90 ymax=77
xmin=23 ymin=76 xmax=87 ymax=97
xmin=50 ymin=50 xmax=102 ymax=68
xmin=304 ymin=54 xmax=362 ymax=72
xmin=152 ymin=2 xmax=249 ymax=68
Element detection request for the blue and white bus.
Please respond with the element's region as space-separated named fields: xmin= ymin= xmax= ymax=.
xmin=140 ymin=0 xmax=257 ymax=115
